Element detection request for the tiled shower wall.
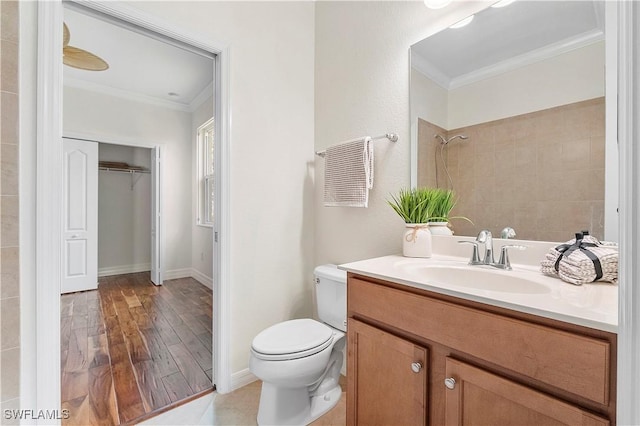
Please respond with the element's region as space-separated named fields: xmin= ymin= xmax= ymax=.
xmin=0 ymin=0 xmax=21 ymax=418
xmin=418 ymin=98 xmax=605 ymax=242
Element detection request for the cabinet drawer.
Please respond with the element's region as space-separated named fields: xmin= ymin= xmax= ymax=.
xmin=348 ymin=277 xmax=611 ymax=405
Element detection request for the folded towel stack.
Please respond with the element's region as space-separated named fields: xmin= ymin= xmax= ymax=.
xmin=541 ymin=233 xmax=618 ymax=286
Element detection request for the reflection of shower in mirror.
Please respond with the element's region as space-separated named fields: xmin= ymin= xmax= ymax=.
xmin=433 ymin=133 xmax=469 ymax=190
xmin=434 ymin=133 xmax=468 ymax=145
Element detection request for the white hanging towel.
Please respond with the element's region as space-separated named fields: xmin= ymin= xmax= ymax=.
xmin=323 ymin=137 xmax=374 ymax=207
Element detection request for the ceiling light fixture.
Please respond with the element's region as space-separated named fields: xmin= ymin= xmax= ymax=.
xmin=449 ymin=15 xmax=474 ymax=29
xmin=491 ymin=0 xmax=516 ymax=8
xmin=424 ymin=0 xmax=452 ymax=9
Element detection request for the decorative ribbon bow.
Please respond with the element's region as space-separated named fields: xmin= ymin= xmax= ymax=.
xmin=553 ymin=239 xmax=603 ymax=280
xmin=405 ymin=225 xmax=430 ymax=243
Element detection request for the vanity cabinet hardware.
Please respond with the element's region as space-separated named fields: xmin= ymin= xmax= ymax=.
xmin=411 ymin=362 xmax=423 ymax=373
xmin=444 ymin=377 xmax=456 ymax=390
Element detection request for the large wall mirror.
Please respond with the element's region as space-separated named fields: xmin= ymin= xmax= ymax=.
xmin=410 ymin=0 xmax=617 ymax=242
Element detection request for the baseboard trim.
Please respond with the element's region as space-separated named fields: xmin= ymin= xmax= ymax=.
xmin=163 ymin=268 xmax=193 ymax=280
xmin=191 ymin=268 xmax=213 ymax=289
xmin=98 ymin=263 xmax=150 ymax=277
xmin=229 ymin=369 xmax=257 ymax=392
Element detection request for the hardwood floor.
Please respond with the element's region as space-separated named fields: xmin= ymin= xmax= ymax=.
xmin=61 ymin=273 xmax=214 ymax=425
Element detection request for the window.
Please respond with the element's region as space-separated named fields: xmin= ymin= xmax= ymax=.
xmin=197 ymin=118 xmax=215 ymax=227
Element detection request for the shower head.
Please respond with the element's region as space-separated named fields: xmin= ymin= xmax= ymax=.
xmin=434 ymin=133 xmax=469 ymax=145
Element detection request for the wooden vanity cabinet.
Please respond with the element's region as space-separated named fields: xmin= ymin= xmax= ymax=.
xmin=346 ymin=273 xmax=616 ymax=426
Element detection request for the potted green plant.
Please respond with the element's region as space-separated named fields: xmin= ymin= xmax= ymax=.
xmin=388 ymin=188 xmax=471 ymax=257
xmin=426 ymin=188 xmax=464 ymax=235
xmin=387 ymin=187 xmax=444 ymax=258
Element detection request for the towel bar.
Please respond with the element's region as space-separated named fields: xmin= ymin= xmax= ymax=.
xmin=315 ymin=133 xmax=398 ymax=157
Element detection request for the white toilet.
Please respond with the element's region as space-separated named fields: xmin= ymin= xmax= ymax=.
xmin=249 ymin=264 xmax=347 ymax=425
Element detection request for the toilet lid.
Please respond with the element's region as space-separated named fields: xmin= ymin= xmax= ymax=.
xmin=251 ymin=318 xmax=333 ymax=356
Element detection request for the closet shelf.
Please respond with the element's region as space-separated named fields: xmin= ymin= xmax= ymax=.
xmin=98 ymin=166 xmax=150 ymax=174
xmin=99 ymin=166 xmax=150 ymax=190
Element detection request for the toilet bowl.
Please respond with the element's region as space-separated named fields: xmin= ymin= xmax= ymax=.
xmin=249 ymin=265 xmax=347 ymax=425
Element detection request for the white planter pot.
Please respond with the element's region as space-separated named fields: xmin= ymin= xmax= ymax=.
xmin=428 ymin=221 xmax=453 ymax=236
xmin=403 ymin=224 xmax=432 ymax=258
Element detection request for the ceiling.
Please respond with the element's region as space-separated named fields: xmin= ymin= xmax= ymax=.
xmin=63 ymin=7 xmax=214 ymax=111
xmin=411 ymin=1 xmax=605 ymax=90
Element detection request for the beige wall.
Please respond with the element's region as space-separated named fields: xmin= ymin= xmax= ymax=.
xmin=314 ymin=1 xmax=492 ymax=266
xmin=418 ymin=98 xmax=605 ymax=241
xmin=0 ymin=0 xmax=21 ymax=419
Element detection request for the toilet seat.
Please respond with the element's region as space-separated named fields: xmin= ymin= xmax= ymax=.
xmin=251 ymin=319 xmax=334 ymax=361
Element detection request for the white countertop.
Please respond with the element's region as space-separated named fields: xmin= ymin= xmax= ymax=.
xmin=340 ymin=254 xmax=618 ymax=333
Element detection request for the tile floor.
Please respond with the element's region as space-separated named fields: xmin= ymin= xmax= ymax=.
xmin=211 ymin=377 xmax=346 ymax=425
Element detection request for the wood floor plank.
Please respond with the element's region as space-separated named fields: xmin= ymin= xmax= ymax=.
xmin=162 ymin=372 xmax=193 ymax=403
xmin=65 ymin=327 xmax=89 ymax=373
xmin=196 ymin=331 xmax=213 ymax=351
xmin=87 ymin=306 xmax=104 ymax=336
xmin=167 ymin=343 xmax=212 ymax=393
xmin=133 ymin=360 xmax=172 ymax=412
xmin=62 ymin=273 xmax=213 ymax=426
xmin=88 ymin=364 xmax=118 ymax=425
xmin=61 ymin=370 xmax=88 ymax=402
xmin=179 ymin=313 xmax=208 ymax=336
xmin=112 ymin=363 xmax=146 ymax=423
xmin=88 ymin=333 xmax=110 ymax=369
xmin=123 ymin=331 xmax=152 ymax=364
xmin=139 ymin=327 xmax=179 ymax=378
xmin=173 ymin=323 xmax=212 ymax=371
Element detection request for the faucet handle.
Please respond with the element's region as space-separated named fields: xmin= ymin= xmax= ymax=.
xmin=501 ymin=227 xmax=516 ymax=239
xmin=497 ymin=244 xmax=527 ymax=270
xmin=458 ymin=241 xmax=482 ymax=265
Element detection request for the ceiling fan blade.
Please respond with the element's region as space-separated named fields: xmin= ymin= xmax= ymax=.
xmin=63 ymin=23 xmax=70 ymax=47
xmin=63 ymin=46 xmax=109 ymax=71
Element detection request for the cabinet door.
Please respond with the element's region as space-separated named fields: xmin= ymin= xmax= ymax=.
xmin=444 ymin=357 xmax=609 ymax=426
xmin=347 ymin=319 xmax=427 ymax=426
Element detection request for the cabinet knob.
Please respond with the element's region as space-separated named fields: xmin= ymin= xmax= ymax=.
xmin=411 ymin=362 xmax=422 ymax=373
xmin=444 ymin=377 xmax=456 ymax=390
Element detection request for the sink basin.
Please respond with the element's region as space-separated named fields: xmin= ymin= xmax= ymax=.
xmin=403 ymin=264 xmax=551 ymax=295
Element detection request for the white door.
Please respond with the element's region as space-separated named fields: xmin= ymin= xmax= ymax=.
xmin=150 ymin=146 xmax=162 ymax=285
xmin=61 ymin=138 xmax=98 ymax=294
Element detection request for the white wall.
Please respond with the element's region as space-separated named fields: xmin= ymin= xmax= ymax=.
xmin=447 ymin=41 xmax=605 ymax=129
xmin=314 ymin=1 xmax=492 ymax=266
xmin=411 ymin=67 xmax=448 ymax=129
xmin=191 ymin=96 xmax=214 ymax=284
xmin=98 ymin=144 xmax=151 ymax=274
xmin=125 ymin=1 xmax=316 ymax=375
xmin=63 ymin=85 xmax=193 ymax=273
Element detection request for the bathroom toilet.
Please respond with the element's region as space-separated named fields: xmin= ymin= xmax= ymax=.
xmin=249 ymin=264 xmax=347 ymax=425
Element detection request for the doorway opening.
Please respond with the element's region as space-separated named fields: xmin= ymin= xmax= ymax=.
xmin=58 ymin=3 xmax=217 ymax=424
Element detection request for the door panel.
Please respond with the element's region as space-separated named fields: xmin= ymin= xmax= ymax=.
xmin=150 ymin=146 xmax=162 ymax=285
xmin=62 ymin=138 xmax=98 ymax=293
xmin=347 ymin=319 xmax=428 ymax=425
xmin=445 ymin=357 xmax=609 ymax=426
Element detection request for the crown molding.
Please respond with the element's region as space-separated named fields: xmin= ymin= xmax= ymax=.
xmin=64 ymin=76 xmax=193 ymax=112
xmin=413 ymin=29 xmax=605 ymax=91
xmin=189 ymin=81 xmax=214 ymax=112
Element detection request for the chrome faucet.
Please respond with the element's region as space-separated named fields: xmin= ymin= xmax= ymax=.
xmin=458 ymin=229 xmax=526 ymax=270
xmin=476 ymin=229 xmax=495 ymax=265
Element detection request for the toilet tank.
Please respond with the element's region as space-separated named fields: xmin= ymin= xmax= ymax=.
xmin=314 ymin=264 xmax=347 ymax=332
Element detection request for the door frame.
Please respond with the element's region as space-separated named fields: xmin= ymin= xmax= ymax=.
xmin=34 ymin=0 xmax=232 ymax=416
xmin=62 ymin=133 xmax=164 ymax=286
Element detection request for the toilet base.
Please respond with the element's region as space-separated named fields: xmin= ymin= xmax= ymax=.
xmin=256 ymin=382 xmax=342 ymax=426
xmin=307 ymin=385 xmax=342 ymax=424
